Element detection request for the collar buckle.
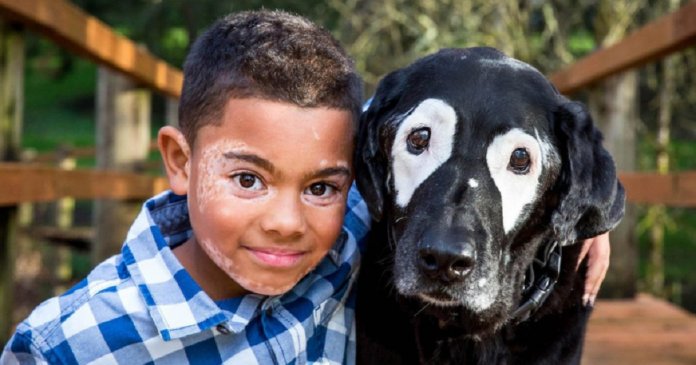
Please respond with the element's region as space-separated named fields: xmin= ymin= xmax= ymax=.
xmin=511 ymin=240 xmax=562 ymax=323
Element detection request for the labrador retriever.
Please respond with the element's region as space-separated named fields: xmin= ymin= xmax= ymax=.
xmin=355 ymin=47 xmax=625 ymax=365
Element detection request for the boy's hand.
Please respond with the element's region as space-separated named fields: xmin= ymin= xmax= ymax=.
xmin=577 ymin=232 xmax=611 ymax=307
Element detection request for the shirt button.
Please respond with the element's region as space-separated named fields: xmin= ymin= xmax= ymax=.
xmin=216 ymin=324 xmax=231 ymax=335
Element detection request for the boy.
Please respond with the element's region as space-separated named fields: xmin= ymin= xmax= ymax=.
xmin=2 ymin=10 xmax=369 ymax=364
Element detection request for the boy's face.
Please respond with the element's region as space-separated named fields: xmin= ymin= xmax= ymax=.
xmin=183 ymin=98 xmax=354 ymax=296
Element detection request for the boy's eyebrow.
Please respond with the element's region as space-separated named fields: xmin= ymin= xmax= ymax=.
xmin=223 ymin=151 xmax=277 ymax=174
xmin=306 ymin=166 xmax=351 ymax=181
xmin=222 ymin=151 xmax=350 ymax=179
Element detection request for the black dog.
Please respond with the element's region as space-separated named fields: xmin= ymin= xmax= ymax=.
xmin=354 ymin=47 xmax=625 ymax=364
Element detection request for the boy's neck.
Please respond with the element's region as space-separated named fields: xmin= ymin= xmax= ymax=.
xmin=173 ymin=237 xmax=250 ymax=301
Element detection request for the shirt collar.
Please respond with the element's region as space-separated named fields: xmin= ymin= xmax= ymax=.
xmin=122 ymin=190 xmax=359 ymax=340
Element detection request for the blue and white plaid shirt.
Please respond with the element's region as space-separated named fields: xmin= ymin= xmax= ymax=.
xmin=2 ymin=185 xmax=370 ymax=364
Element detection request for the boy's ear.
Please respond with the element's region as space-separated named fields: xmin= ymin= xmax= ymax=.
xmin=158 ymin=126 xmax=191 ymax=196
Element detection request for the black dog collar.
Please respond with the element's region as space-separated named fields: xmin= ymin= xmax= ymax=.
xmin=510 ymin=240 xmax=562 ymax=323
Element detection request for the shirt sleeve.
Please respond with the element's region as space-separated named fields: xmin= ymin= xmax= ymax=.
xmin=1 ymin=330 xmax=50 ymax=365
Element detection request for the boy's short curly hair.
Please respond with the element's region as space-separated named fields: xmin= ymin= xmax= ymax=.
xmin=179 ymin=10 xmax=363 ymax=145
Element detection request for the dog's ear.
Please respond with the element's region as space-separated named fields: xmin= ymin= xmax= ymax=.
xmin=551 ymin=101 xmax=625 ymax=245
xmin=355 ymin=70 xmax=407 ymax=221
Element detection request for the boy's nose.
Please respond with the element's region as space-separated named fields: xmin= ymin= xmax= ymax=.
xmin=259 ymin=192 xmax=307 ymax=238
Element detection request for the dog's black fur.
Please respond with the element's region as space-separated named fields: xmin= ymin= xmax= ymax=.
xmin=354 ymin=48 xmax=625 ymax=365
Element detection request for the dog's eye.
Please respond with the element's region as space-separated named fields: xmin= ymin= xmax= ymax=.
xmin=407 ymin=127 xmax=430 ymax=155
xmin=509 ymin=148 xmax=530 ymax=174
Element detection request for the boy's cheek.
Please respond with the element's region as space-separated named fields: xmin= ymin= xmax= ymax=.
xmin=193 ymin=158 xmax=235 ymax=213
xmin=309 ymin=205 xmax=347 ymax=247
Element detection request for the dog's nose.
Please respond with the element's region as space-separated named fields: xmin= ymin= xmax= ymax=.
xmin=418 ymin=242 xmax=476 ymax=283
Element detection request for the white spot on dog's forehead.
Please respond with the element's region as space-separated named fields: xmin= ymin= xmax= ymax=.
xmin=479 ymin=57 xmax=539 ymax=73
xmin=391 ymin=98 xmax=457 ymax=207
xmin=468 ymin=178 xmax=479 ymax=188
xmin=477 ymin=278 xmax=487 ymax=288
xmin=486 ymin=128 xmax=543 ymax=233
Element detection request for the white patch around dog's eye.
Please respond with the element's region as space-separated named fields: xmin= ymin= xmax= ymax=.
xmin=486 ymin=128 xmax=543 ymax=233
xmin=392 ymin=99 xmax=457 ymax=207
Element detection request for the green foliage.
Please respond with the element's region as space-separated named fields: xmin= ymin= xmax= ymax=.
xmin=23 ymin=48 xmax=96 ymax=152
xmin=638 ymin=207 xmax=696 ymax=309
xmin=567 ymin=29 xmax=595 ymax=58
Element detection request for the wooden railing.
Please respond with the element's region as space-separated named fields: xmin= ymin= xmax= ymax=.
xmin=549 ymin=0 xmax=696 ymax=94
xmin=0 ymin=163 xmax=168 ymax=205
xmin=0 ymin=0 xmax=182 ymax=98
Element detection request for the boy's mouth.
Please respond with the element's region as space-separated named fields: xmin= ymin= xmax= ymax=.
xmin=244 ymin=246 xmax=307 ymax=268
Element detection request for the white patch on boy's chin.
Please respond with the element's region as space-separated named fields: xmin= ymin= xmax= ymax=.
xmin=392 ymin=98 xmax=457 ymax=207
xmin=486 ymin=128 xmax=543 ymax=233
xmin=198 ymin=238 xmax=305 ymax=296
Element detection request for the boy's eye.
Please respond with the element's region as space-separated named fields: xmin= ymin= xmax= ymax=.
xmin=306 ymin=183 xmax=334 ymax=197
xmin=233 ymin=173 xmax=264 ymax=190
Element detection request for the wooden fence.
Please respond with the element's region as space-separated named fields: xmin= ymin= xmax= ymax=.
xmin=0 ymin=0 xmax=695 ymax=341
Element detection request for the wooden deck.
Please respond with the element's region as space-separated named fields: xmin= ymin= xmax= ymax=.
xmin=583 ymin=294 xmax=696 ymax=365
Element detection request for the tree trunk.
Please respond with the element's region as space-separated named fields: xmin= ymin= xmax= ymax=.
xmin=587 ymin=0 xmax=644 ymax=299
xmin=589 ymin=70 xmax=639 ymax=298
xmin=645 ymin=0 xmax=681 ymax=301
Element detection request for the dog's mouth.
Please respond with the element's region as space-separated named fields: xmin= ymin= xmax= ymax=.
xmin=417 ymin=291 xmax=460 ymax=307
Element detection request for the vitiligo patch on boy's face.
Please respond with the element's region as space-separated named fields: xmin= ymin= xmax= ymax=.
xmin=184 ymin=97 xmax=354 ymax=298
xmin=198 ymin=237 xmax=313 ymax=295
xmin=194 ymin=139 xmax=252 ymax=213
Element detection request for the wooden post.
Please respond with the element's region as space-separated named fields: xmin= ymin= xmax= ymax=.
xmin=92 ymin=66 xmax=151 ymax=264
xmin=0 ymin=20 xmax=24 ymax=343
xmin=586 ymin=1 xmax=643 ymax=299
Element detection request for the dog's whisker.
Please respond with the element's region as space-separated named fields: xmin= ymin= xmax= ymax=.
xmin=413 ymin=302 xmax=431 ymax=317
